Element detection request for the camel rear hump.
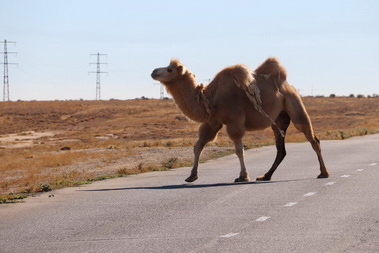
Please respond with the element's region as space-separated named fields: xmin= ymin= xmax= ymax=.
xmin=255 ymin=57 xmax=287 ymax=82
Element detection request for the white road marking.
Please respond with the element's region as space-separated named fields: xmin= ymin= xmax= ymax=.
xmin=256 ymin=216 xmax=270 ymax=222
xmin=326 ymin=182 xmax=335 ymax=186
xmin=220 ymin=233 xmax=240 ymax=238
xmin=356 ymin=169 xmax=364 ymax=172
xmin=284 ymin=202 xmax=298 ymax=207
xmin=369 ymin=163 xmax=378 ymax=166
xmin=341 ymin=175 xmax=351 ymax=178
xmin=303 ymin=192 xmax=317 ymax=197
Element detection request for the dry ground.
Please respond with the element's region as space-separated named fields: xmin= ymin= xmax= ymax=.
xmin=1 ymin=97 xmax=378 ymax=201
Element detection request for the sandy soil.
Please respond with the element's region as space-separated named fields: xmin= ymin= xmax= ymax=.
xmin=0 ymin=131 xmax=59 ymax=149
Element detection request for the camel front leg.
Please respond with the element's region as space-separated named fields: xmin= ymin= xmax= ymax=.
xmin=234 ymin=139 xmax=250 ymax=182
xmin=226 ymin=124 xmax=250 ymax=182
xmin=185 ymin=139 xmax=205 ymax=182
xmin=186 ymin=121 xmax=222 ymax=182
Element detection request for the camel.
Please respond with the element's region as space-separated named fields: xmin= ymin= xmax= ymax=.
xmin=151 ymin=57 xmax=329 ymax=182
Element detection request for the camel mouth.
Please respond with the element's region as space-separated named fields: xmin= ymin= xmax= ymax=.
xmin=151 ymin=73 xmax=159 ymax=79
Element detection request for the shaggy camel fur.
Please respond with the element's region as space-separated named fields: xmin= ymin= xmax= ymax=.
xmin=151 ymin=58 xmax=329 ymax=182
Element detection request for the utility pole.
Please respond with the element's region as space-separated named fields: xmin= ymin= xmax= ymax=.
xmin=1 ymin=40 xmax=17 ymax=102
xmin=89 ymin=53 xmax=107 ymax=100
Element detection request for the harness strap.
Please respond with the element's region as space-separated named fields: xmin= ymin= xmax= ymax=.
xmin=243 ymin=79 xmax=285 ymax=138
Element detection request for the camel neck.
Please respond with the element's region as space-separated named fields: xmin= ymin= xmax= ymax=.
xmin=166 ymin=75 xmax=210 ymax=123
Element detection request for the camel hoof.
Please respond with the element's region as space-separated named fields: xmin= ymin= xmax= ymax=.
xmin=185 ymin=175 xmax=198 ymax=182
xmin=256 ymin=175 xmax=271 ymax=181
xmin=234 ymin=177 xmax=250 ymax=183
xmin=317 ymin=173 xmax=329 ymax=179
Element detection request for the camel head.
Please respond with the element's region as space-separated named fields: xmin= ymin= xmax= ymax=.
xmin=151 ymin=59 xmax=188 ymax=84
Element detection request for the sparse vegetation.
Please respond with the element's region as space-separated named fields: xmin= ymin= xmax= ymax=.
xmin=1 ymin=97 xmax=378 ymax=201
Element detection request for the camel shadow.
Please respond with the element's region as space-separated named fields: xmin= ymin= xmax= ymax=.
xmin=82 ymin=179 xmax=302 ymax=192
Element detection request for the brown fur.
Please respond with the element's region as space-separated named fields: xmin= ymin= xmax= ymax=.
xmin=151 ymin=58 xmax=329 ymax=182
xmin=255 ymin=57 xmax=287 ymax=81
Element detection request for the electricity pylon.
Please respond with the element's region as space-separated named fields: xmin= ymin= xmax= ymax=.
xmin=89 ymin=53 xmax=107 ymax=100
xmin=1 ymin=40 xmax=17 ymax=101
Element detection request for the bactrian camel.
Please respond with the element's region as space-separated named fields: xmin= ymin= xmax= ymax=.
xmin=151 ymin=57 xmax=329 ymax=182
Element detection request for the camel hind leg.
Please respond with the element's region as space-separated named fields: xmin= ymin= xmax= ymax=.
xmin=257 ymin=112 xmax=291 ymax=181
xmin=285 ymin=96 xmax=329 ymax=179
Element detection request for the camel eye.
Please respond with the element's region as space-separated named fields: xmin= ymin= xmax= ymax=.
xmin=167 ymin=68 xmax=173 ymax=73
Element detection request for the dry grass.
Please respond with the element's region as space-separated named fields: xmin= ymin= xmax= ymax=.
xmin=1 ymin=97 xmax=378 ymax=202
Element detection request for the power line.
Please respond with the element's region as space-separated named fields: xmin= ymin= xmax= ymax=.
xmin=89 ymin=53 xmax=107 ymax=100
xmin=1 ymin=40 xmax=17 ymax=102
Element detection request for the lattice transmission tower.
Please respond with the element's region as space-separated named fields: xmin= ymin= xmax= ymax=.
xmin=89 ymin=53 xmax=107 ymax=100
xmin=154 ymin=82 xmax=165 ymax=99
xmin=1 ymin=40 xmax=17 ymax=101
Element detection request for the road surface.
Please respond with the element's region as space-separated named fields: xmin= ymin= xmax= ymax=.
xmin=1 ymin=134 xmax=378 ymax=252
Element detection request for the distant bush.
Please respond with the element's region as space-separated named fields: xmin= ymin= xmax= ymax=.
xmin=357 ymin=94 xmax=365 ymax=98
xmin=349 ymin=94 xmax=355 ymax=98
xmin=329 ymin=94 xmax=336 ymax=98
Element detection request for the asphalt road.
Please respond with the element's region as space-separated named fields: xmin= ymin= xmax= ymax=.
xmin=1 ymin=134 xmax=378 ymax=253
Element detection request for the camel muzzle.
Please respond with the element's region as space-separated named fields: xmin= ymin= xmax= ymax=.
xmin=151 ymin=69 xmax=160 ymax=79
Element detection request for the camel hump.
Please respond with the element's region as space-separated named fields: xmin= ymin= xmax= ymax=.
xmin=227 ymin=64 xmax=255 ymax=89
xmin=255 ymin=57 xmax=287 ymax=81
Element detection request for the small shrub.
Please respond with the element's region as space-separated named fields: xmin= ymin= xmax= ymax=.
xmin=116 ymin=167 xmax=130 ymax=175
xmin=38 ymin=183 xmax=52 ymax=192
xmin=338 ymin=130 xmax=348 ymax=139
xmin=162 ymin=157 xmax=179 ymax=169
xmin=165 ymin=141 xmax=173 ymax=147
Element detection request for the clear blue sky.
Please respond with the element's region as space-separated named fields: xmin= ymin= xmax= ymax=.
xmin=1 ymin=0 xmax=378 ymax=100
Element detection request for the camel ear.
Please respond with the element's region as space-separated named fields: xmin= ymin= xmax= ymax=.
xmin=177 ymin=65 xmax=186 ymax=75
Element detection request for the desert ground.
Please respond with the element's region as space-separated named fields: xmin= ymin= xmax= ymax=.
xmin=1 ymin=97 xmax=378 ymax=202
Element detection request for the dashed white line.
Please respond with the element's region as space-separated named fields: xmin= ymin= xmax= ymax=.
xmin=356 ymin=169 xmax=364 ymax=172
xmin=369 ymin=163 xmax=378 ymax=166
xmin=341 ymin=175 xmax=351 ymax=178
xmin=256 ymin=216 xmax=270 ymax=222
xmin=326 ymin=182 xmax=335 ymax=186
xmin=284 ymin=202 xmax=298 ymax=207
xmin=220 ymin=233 xmax=239 ymax=238
xmin=303 ymin=192 xmax=317 ymax=197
